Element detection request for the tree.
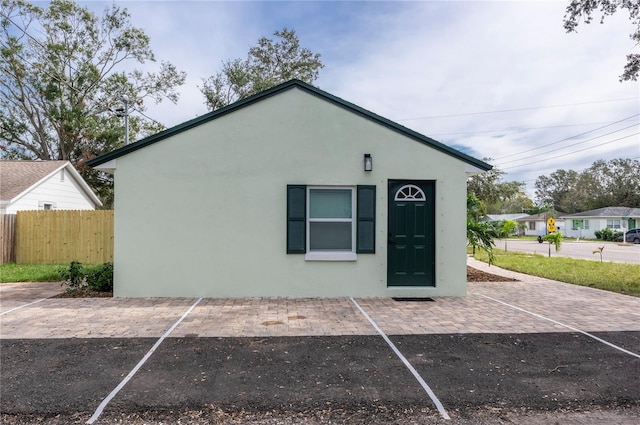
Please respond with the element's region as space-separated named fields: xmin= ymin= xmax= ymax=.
xmin=535 ymin=159 xmax=640 ymax=212
xmin=200 ymin=28 xmax=323 ymax=111
xmin=583 ymin=158 xmax=640 ymax=207
xmin=467 ymin=158 xmax=533 ymax=214
xmin=563 ymin=0 xmax=640 ymax=81
xmin=534 ymin=169 xmax=582 ymax=213
xmin=0 ymin=0 xmax=186 ymax=206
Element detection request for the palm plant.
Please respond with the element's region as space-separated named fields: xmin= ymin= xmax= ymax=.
xmin=542 ymin=232 xmax=563 ymax=257
xmin=467 ymin=219 xmax=498 ymax=265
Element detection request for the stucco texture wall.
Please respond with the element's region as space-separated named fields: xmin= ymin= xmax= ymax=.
xmin=112 ymin=87 xmax=468 ymax=297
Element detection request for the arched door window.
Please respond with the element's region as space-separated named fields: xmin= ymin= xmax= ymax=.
xmin=394 ymin=184 xmax=426 ymax=201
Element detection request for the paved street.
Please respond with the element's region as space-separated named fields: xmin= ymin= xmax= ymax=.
xmin=497 ymin=239 xmax=640 ymax=263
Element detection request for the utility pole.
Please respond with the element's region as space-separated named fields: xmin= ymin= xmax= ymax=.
xmin=122 ymin=94 xmax=130 ymax=145
xmin=115 ymin=95 xmax=130 ymax=145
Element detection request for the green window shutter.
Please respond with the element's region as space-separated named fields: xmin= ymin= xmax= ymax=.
xmin=357 ymin=185 xmax=376 ymax=253
xmin=287 ymin=185 xmax=306 ymax=253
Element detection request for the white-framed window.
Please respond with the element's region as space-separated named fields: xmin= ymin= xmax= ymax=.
xmin=394 ymin=184 xmax=426 ymax=201
xmin=305 ymin=186 xmax=356 ymax=261
xmin=528 ymin=221 xmax=536 ymax=230
xmin=607 ymin=219 xmax=621 ymax=229
xmin=39 ymin=201 xmax=55 ymax=210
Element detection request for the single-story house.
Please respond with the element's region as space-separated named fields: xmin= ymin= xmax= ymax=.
xmin=560 ymin=207 xmax=640 ymax=239
xmin=483 ymin=214 xmax=529 ymax=223
xmin=87 ymin=79 xmax=491 ymax=298
xmin=515 ymin=212 xmax=567 ymax=237
xmin=0 ymin=160 xmax=102 ymax=214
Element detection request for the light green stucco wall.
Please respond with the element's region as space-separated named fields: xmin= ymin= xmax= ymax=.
xmin=112 ymin=87 xmax=468 ymax=297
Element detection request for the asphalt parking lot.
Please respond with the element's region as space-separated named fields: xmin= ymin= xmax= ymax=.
xmin=1 ymin=259 xmax=639 ymax=424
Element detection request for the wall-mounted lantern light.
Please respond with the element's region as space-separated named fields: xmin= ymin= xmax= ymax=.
xmin=364 ymin=154 xmax=372 ymax=172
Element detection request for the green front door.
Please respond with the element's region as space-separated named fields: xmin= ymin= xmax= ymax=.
xmin=387 ymin=180 xmax=435 ymax=287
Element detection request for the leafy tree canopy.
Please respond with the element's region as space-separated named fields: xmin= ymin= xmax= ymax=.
xmin=200 ymin=28 xmax=324 ymax=111
xmin=564 ymin=0 xmax=640 ymax=81
xmin=467 ymin=158 xmax=534 ymax=215
xmin=535 ymin=158 xmax=640 ymax=212
xmin=0 ymin=0 xmax=186 ymax=206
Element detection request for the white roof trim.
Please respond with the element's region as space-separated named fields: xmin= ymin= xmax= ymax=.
xmin=9 ymin=161 xmax=102 ymax=207
xmin=465 ymin=163 xmax=486 ymax=176
xmin=93 ymin=159 xmax=117 ymax=174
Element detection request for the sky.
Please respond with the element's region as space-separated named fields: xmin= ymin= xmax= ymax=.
xmin=81 ymin=0 xmax=639 ymax=199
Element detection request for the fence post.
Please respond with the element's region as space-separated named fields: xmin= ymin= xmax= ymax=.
xmin=0 ymin=214 xmax=17 ymax=264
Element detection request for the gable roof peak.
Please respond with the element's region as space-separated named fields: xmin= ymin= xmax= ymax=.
xmin=87 ymin=79 xmax=492 ymax=172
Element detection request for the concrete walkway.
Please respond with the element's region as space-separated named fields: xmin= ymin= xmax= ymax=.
xmin=2 ymin=259 xmax=639 ymax=339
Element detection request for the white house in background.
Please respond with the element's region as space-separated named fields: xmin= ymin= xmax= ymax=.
xmin=515 ymin=212 xmax=567 ymax=236
xmin=560 ymin=207 xmax=640 ymax=239
xmin=483 ymin=214 xmax=529 ymax=223
xmin=87 ymin=79 xmax=491 ymax=298
xmin=0 ymin=161 xmax=102 ymax=214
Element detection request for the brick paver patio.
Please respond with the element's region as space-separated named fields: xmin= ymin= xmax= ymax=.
xmin=2 ymin=258 xmax=639 ymax=339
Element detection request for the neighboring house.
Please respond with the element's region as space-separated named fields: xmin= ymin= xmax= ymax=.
xmin=87 ymin=80 xmax=491 ymax=298
xmin=515 ymin=212 xmax=567 ymax=237
xmin=0 ymin=161 xmax=102 ymax=214
xmin=483 ymin=214 xmax=529 ymax=223
xmin=561 ymin=207 xmax=640 ymax=239
xmin=482 ymin=214 xmax=529 ymax=236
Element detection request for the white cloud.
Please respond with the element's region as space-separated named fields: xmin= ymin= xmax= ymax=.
xmin=101 ymin=0 xmax=639 ymax=198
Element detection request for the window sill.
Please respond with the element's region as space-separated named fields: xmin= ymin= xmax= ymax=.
xmin=305 ymin=252 xmax=357 ymax=261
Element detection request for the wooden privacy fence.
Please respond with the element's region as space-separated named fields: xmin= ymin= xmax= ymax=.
xmin=15 ymin=210 xmax=113 ymax=264
xmin=0 ymin=214 xmax=17 ymax=264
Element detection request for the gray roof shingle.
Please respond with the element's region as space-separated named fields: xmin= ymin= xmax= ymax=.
xmin=560 ymin=207 xmax=640 ymax=218
xmin=0 ymin=161 xmax=67 ymax=201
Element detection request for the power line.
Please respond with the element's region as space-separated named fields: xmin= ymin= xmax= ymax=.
xmin=501 ymin=132 xmax=640 ymax=171
xmin=135 ymin=109 xmax=165 ymax=128
xmin=429 ymin=119 xmax=638 ymax=136
xmin=396 ymin=97 xmax=640 ymax=121
xmin=510 ymin=156 xmax=640 ymax=183
xmin=493 ymin=114 xmax=640 ymax=161
xmin=496 ymin=123 xmax=639 ymax=167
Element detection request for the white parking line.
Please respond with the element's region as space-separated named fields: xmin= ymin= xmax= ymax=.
xmin=350 ymin=297 xmax=450 ymax=420
xmin=475 ymin=293 xmax=640 ymax=360
xmin=86 ymin=297 xmax=203 ymax=424
xmin=0 ymin=298 xmax=45 ymax=316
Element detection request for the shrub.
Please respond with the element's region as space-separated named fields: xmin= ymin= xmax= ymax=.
xmin=58 ymin=261 xmax=87 ymax=291
xmin=595 ymin=228 xmax=623 ymax=241
xmin=86 ymin=263 xmax=114 ymax=292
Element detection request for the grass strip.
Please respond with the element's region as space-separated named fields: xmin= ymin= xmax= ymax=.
xmin=0 ymin=263 xmax=101 ymax=283
xmin=472 ymin=249 xmax=640 ymax=297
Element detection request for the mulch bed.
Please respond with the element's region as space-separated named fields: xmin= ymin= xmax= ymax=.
xmin=52 ymin=288 xmax=113 ymax=298
xmin=466 ymin=266 xmax=519 ymax=282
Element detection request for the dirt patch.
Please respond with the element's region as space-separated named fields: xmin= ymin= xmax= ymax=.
xmin=467 ymin=266 xmax=518 ymax=282
xmin=2 ymin=333 xmax=638 ymax=424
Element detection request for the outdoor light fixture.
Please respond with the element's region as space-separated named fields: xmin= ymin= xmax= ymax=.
xmin=364 ymin=154 xmax=372 ymax=172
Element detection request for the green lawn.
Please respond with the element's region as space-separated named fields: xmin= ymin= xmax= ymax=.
xmin=0 ymin=263 xmax=66 ymax=283
xmin=0 ymin=263 xmax=105 ymax=283
xmin=471 ymin=248 xmax=640 ymax=297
